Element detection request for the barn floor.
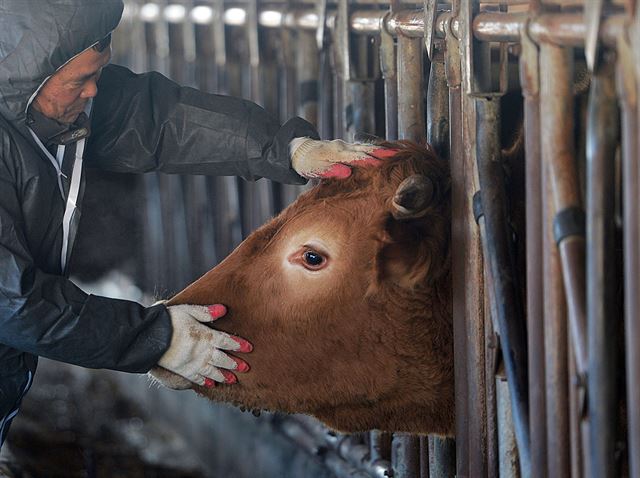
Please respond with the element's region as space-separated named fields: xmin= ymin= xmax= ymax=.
xmin=4 ymin=360 xmax=205 ymax=478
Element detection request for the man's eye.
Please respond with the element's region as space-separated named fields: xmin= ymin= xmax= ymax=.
xmin=302 ymin=250 xmax=326 ymax=269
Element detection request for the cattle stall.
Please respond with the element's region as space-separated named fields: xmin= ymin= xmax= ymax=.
xmin=50 ymin=0 xmax=635 ymax=477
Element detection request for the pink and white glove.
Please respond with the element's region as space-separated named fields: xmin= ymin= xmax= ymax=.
xmin=290 ymin=138 xmax=397 ymax=179
xmin=157 ymin=304 xmax=251 ymax=388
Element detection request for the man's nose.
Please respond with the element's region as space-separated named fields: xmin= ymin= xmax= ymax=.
xmin=80 ymin=80 xmax=98 ymax=99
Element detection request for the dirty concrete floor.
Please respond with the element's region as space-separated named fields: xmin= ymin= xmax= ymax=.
xmin=4 ymin=360 xmax=206 ymax=478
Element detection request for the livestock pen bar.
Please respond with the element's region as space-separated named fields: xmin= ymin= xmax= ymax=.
xmin=109 ymin=1 xmax=638 ymax=477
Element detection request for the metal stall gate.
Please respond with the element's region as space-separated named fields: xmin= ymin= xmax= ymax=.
xmin=106 ymin=1 xmax=638 ymax=477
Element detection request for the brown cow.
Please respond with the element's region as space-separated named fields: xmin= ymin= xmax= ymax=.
xmin=152 ymin=141 xmax=453 ymax=435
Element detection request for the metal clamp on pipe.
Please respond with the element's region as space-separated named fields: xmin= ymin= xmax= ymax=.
xmin=552 ymin=207 xmax=586 ymax=245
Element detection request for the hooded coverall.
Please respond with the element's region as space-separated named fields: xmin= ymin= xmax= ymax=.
xmin=0 ymin=0 xmax=318 ymax=446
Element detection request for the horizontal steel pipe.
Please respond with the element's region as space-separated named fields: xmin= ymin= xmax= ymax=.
xmin=474 ymin=12 xmax=625 ymax=47
xmin=140 ymin=3 xmax=625 ymax=52
xmin=135 ymin=4 xmax=629 ymax=50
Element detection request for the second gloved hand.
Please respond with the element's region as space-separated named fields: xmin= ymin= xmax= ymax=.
xmin=158 ymin=304 xmax=252 ymax=388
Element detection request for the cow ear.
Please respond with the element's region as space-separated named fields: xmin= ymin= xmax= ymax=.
xmin=375 ymin=174 xmax=448 ymax=289
xmin=391 ymin=174 xmax=434 ymax=220
xmin=376 ymin=216 xmax=434 ymax=289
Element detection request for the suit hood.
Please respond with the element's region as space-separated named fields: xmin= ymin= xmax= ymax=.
xmin=0 ymin=0 xmax=123 ymax=125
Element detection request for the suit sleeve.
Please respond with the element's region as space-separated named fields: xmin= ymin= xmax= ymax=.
xmin=0 ymin=160 xmax=172 ymax=373
xmin=86 ymin=64 xmax=319 ymax=185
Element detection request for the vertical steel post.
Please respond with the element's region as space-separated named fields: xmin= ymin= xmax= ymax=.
xmin=459 ymin=0 xmax=490 ymax=475
xmin=392 ymin=19 xmax=424 ymax=478
xmin=617 ymin=31 xmax=640 ymax=478
xmin=427 ymin=59 xmax=450 ymax=159
xmin=519 ymin=24 xmax=547 ymax=478
xmin=426 ymin=55 xmax=455 ymax=478
xmin=496 ymin=376 xmax=520 ymax=478
xmin=162 ymin=2 xmax=194 ymax=289
xmin=397 ymin=35 xmax=425 ymax=142
xmin=542 ymin=43 xmax=588 ymax=378
xmin=380 ymin=15 xmax=398 ymax=140
xmin=443 ymin=10 xmax=471 ymax=475
xmin=540 ymin=43 xmax=571 ymax=478
xmin=392 ymin=433 xmax=421 ymax=478
xmin=586 ymin=63 xmax=620 ymax=478
xmin=569 ymin=344 xmax=584 ymax=478
xmin=475 ymin=96 xmax=530 ymax=477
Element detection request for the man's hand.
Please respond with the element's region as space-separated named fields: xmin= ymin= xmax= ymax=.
xmin=290 ymin=138 xmax=398 ymax=179
xmin=158 ymin=304 xmax=251 ymax=388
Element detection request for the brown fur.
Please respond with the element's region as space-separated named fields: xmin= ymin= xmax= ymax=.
xmin=162 ymin=141 xmax=454 ymax=435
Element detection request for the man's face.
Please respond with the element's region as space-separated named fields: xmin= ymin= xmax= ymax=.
xmin=32 ymin=45 xmax=111 ymax=125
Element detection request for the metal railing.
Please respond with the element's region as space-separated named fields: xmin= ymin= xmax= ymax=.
xmin=108 ymin=1 xmax=638 ymax=477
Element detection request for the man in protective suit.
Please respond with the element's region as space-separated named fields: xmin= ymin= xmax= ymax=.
xmin=0 ymin=0 xmax=385 ymax=455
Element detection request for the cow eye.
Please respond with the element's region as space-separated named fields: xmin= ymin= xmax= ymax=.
xmin=302 ymin=250 xmax=326 ymax=269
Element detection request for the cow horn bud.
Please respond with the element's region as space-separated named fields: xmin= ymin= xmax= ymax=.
xmin=392 ymin=175 xmax=434 ymax=220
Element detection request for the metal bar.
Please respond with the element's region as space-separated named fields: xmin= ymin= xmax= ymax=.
xmin=540 ymin=43 xmax=571 ymax=478
xmin=617 ymin=31 xmax=640 ymax=478
xmin=397 ymin=35 xmax=425 ymax=142
xmin=478 ymin=246 xmax=499 ymax=478
xmin=369 ymin=431 xmax=392 ymax=464
xmin=475 ymin=97 xmax=531 ymax=477
xmin=449 ymin=83 xmax=469 ymax=478
xmin=426 ymin=56 xmax=455 ymax=478
xmin=473 ymin=12 xmax=625 ymax=47
xmin=380 ymin=13 xmax=398 ymax=141
xmin=459 ymin=2 xmax=490 ymax=475
xmin=445 ymin=10 xmax=470 ymax=474
xmin=586 ymin=62 xmax=620 ymax=478
xmin=540 ymin=44 xmax=588 ymax=377
xmin=427 ymin=60 xmax=449 ymax=159
xmin=212 ymin=0 xmax=227 ymax=93
xmin=519 ymin=24 xmax=547 ymax=478
xmin=428 ymin=437 xmax=455 ymax=478
xmin=496 ymin=376 xmax=520 ymax=478
xmin=392 ymin=433 xmax=421 ymax=478
xmin=568 ymin=345 xmax=584 ymax=478
xmin=392 ymin=22 xmax=425 ymax=477
xmin=584 ymin=0 xmax=605 ymax=72
xmin=247 ymin=0 xmax=261 ymax=103
xmin=318 ymin=48 xmax=334 ymax=139
xmin=420 ymin=436 xmax=429 ymax=478
xmin=140 ymin=5 xmax=632 ymax=51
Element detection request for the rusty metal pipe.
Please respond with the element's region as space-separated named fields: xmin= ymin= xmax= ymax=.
xmin=427 ymin=60 xmax=449 ymax=158
xmin=586 ymin=65 xmax=620 ymax=478
xmin=540 ymin=44 xmax=588 ymax=377
xmin=397 ymin=35 xmax=425 ymax=142
xmin=392 ymin=434 xmax=421 ymax=478
xmin=617 ymin=34 xmax=640 ymax=478
xmin=475 ymin=96 xmax=531 ymax=477
xmin=391 ymin=25 xmax=425 ymax=478
xmin=540 ymin=43 xmax=571 ymax=478
xmin=426 ymin=58 xmax=455 ymax=478
xmin=143 ymin=5 xmax=631 ymax=52
xmin=473 ymin=12 xmax=625 ymax=48
xmin=380 ymin=16 xmax=398 ymax=140
xmin=519 ymin=28 xmax=547 ymax=478
xmin=449 ymin=85 xmax=470 ymax=478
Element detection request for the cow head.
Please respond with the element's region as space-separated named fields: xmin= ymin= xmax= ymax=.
xmin=153 ymin=141 xmax=453 ymax=435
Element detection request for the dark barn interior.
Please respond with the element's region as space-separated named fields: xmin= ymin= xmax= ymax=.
xmin=3 ymin=1 xmax=638 ymax=477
